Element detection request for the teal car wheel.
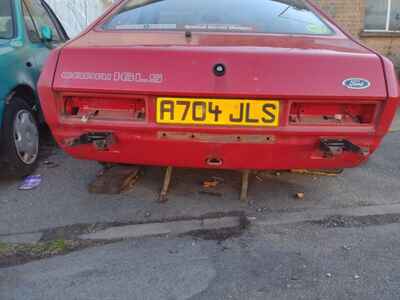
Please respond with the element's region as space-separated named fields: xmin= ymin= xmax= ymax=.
xmin=1 ymin=97 xmax=39 ymax=178
xmin=13 ymin=108 xmax=39 ymax=165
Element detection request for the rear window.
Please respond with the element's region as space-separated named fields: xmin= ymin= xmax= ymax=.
xmin=0 ymin=0 xmax=14 ymax=39
xmin=102 ymin=0 xmax=333 ymax=35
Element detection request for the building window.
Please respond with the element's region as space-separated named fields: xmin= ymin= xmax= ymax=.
xmin=365 ymin=0 xmax=400 ymax=32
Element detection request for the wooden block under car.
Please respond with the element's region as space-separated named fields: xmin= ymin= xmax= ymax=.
xmin=89 ymin=165 xmax=141 ymax=194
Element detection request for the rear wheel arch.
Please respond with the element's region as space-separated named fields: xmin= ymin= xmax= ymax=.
xmin=7 ymin=84 xmax=38 ymax=108
xmin=5 ymin=84 xmax=43 ymax=122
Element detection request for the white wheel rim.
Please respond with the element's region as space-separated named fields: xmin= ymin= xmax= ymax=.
xmin=13 ymin=110 xmax=39 ymax=165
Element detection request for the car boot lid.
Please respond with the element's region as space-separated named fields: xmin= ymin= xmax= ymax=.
xmin=52 ymin=32 xmax=387 ymax=100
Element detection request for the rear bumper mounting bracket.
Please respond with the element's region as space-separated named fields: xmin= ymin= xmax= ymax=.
xmin=319 ymin=139 xmax=366 ymax=157
xmin=66 ymin=132 xmax=116 ymax=151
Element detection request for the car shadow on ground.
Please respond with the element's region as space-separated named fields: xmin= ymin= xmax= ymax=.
xmin=38 ymin=125 xmax=58 ymax=159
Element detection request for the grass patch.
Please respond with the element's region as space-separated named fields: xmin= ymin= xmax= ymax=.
xmin=0 ymin=239 xmax=108 ymax=268
xmin=16 ymin=239 xmax=68 ymax=256
xmin=0 ymin=240 xmax=68 ymax=257
xmin=0 ymin=242 xmax=13 ymax=255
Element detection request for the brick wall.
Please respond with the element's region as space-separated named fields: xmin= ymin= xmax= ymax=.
xmin=314 ymin=0 xmax=400 ymax=70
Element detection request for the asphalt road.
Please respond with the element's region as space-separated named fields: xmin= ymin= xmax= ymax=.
xmin=2 ymin=220 xmax=400 ymax=300
xmin=1 ymin=114 xmax=400 ymax=299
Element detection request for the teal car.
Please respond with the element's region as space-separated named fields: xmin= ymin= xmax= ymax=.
xmin=0 ymin=0 xmax=67 ymax=177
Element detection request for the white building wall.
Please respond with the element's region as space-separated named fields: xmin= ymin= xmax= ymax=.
xmin=46 ymin=0 xmax=114 ymax=37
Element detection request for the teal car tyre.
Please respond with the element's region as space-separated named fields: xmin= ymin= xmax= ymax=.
xmin=1 ymin=97 xmax=39 ymax=178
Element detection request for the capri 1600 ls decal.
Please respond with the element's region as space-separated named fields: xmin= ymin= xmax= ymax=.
xmin=61 ymin=71 xmax=164 ymax=84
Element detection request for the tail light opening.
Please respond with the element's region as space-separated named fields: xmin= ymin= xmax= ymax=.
xmin=63 ymin=96 xmax=146 ymax=121
xmin=289 ymin=102 xmax=377 ymax=125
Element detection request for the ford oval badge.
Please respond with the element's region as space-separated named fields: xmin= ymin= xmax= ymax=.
xmin=343 ymin=78 xmax=371 ymax=90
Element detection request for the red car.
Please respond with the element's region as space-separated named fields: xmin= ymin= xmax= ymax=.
xmin=39 ymin=0 xmax=399 ymax=172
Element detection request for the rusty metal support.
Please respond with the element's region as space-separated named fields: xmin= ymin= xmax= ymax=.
xmin=240 ymin=170 xmax=250 ymax=202
xmin=159 ymin=166 xmax=173 ymax=203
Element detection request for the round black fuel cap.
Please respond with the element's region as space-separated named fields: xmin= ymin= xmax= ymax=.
xmin=213 ymin=63 xmax=226 ymax=77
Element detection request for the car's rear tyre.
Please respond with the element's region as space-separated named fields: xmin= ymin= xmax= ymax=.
xmin=0 ymin=97 xmax=39 ymax=178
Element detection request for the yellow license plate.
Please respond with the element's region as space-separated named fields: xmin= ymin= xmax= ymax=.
xmin=156 ymin=97 xmax=279 ymax=127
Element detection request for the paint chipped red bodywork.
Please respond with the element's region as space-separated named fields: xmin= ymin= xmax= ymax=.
xmin=38 ymin=1 xmax=399 ymax=171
